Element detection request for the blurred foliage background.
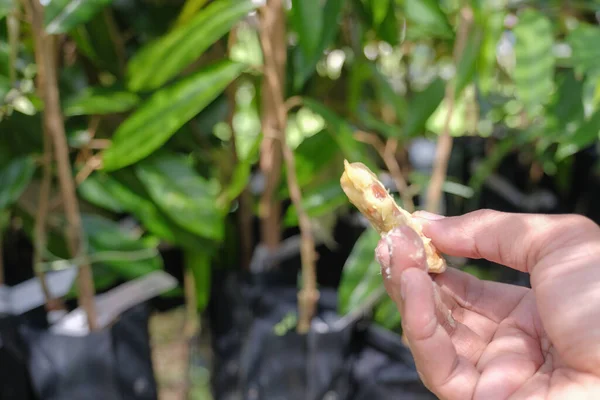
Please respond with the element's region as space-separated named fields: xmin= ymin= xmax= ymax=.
xmin=2 ymin=0 xmax=600 ymax=374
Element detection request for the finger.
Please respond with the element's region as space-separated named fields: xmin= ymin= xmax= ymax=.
xmin=401 ymin=268 xmax=480 ymax=399
xmin=375 ymin=226 xmax=428 ymax=302
xmin=376 ymin=226 xmax=481 ymax=398
xmin=414 ymin=209 xmax=600 ymax=274
xmin=377 ymin=227 xmax=491 ymax=359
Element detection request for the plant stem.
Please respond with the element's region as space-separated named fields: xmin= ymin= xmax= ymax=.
xmin=257 ymin=0 xmax=285 ymax=252
xmin=258 ymin=0 xmax=319 ymax=332
xmin=425 ymin=7 xmax=473 ymax=214
xmin=25 ymin=0 xmax=97 ymax=329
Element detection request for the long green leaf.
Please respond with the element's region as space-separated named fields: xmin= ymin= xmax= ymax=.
xmin=126 ymin=0 xmax=256 ymax=92
xmin=291 ymin=0 xmax=323 ymax=60
xmin=371 ymin=0 xmax=389 ymax=28
xmin=78 ymin=171 xmax=202 ymax=249
xmin=455 ymin=24 xmax=483 ymax=98
xmin=69 ymin=11 xmax=122 ymax=77
xmin=0 ymin=0 xmax=12 ymax=19
xmin=135 ymin=154 xmax=225 ymax=241
xmin=567 ymin=23 xmax=600 ymax=75
xmin=174 ymin=0 xmax=209 ymax=28
xmin=82 ymin=214 xmax=163 ymax=280
xmin=44 ymin=0 xmax=114 ymax=34
xmin=294 ymin=130 xmax=340 ymax=188
xmin=63 ymin=86 xmax=140 ymax=116
xmin=403 ymin=78 xmax=446 ymax=137
xmin=477 ymin=10 xmax=506 ymax=95
xmin=556 ymin=108 xmax=600 ymax=161
xmin=338 ymin=227 xmax=381 ymax=315
xmin=513 ymin=9 xmax=555 ymax=117
xmin=292 ymin=0 xmax=345 ymax=90
xmin=0 ymin=156 xmax=36 ymax=209
xmin=221 ymin=133 xmax=261 ymax=206
xmin=404 ymin=0 xmax=453 ymax=39
xmin=102 ymin=60 xmax=245 ymax=171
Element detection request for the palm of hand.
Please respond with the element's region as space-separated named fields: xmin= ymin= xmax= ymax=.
xmin=377 ymin=211 xmax=600 ymax=400
xmin=435 ymin=274 xmax=600 ymax=400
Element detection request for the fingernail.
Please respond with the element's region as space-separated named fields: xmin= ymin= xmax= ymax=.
xmin=413 ymin=211 xmax=445 ymax=221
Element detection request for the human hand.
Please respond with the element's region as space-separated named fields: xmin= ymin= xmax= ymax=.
xmin=375 ymin=209 xmax=600 ymax=400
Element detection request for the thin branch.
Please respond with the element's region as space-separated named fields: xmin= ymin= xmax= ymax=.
xmin=257 ymin=0 xmax=285 ymax=251
xmin=25 ymin=0 xmax=97 ymax=330
xmin=75 ymin=155 xmax=102 ymax=186
xmin=425 ymin=7 xmax=473 ymax=213
xmin=354 ymin=131 xmax=415 ymax=212
xmin=259 ymin=0 xmax=319 ymax=333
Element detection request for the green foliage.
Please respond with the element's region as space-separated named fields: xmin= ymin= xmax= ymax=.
xmin=62 ymin=87 xmax=140 ymax=116
xmin=512 ymin=9 xmax=555 ymax=118
xmin=45 ymin=0 xmax=114 ymax=34
xmin=135 ymin=153 xmax=225 ymax=241
xmin=102 ymin=61 xmax=246 ymax=171
xmin=126 ymin=0 xmax=257 ymax=92
xmin=3 ymin=0 xmax=600 ymax=329
xmin=0 ymin=155 xmax=36 ymax=209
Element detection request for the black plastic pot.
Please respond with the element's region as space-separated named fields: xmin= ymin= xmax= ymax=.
xmin=208 ymin=269 xmax=435 ymax=400
xmin=18 ymin=303 xmax=158 ymax=400
xmin=0 ymin=314 xmax=35 ymax=400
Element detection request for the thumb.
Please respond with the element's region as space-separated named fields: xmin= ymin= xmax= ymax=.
xmin=375 ymin=225 xmax=428 ymax=304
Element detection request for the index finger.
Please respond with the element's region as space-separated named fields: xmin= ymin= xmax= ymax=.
xmin=414 ymin=209 xmax=600 ymax=274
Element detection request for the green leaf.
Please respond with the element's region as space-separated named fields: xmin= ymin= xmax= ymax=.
xmin=44 ymin=0 xmax=114 ymax=34
xmin=184 ymin=248 xmax=212 ymax=311
xmin=0 ymin=156 xmax=36 ymax=209
xmin=292 ymin=0 xmax=345 ymax=90
xmin=102 ymin=60 xmax=245 ymax=171
xmin=404 ymin=0 xmax=453 ymax=39
xmin=221 ymin=133 xmax=261 ymax=206
xmin=513 ymin=9 xmax=555 ymax=118
xmin=82 ymin=214 xmax=163 ymax=280
xmin=567 ymin=23 xmax=600 ymax=75
xmin=78 ymin=171 xmax=202 ymax=249
xmin=173 ymin=0 xmax=209 ymax=28
xmin=284 ymin=180 xmax=347 ymax=226
xmin=556 ymin=108 xmax=600 ymax=160
xmin=291 ymin=0 xmax=323 ymax=60
xmin=373 ymin=297 xmax=401 ymax=330
xmin=455 ymin=24 xmax=483 ymax=98
xmin=69 ymin=12 xmax=122 ymax=77
xmin=126 ymin=0 xmax=257 ymax=92
xmin=338 ymin=227 xmax=381 ymax=315
xmin=0 ymin=0 xmax=12 ymax=19
xmin=63 ymin=86 xmax=140 ymax=116
xmin=135 ymin=154 xmax=225 ymax=241
xmin=403 ymin=78 xmax=446 ymax=137
xmin=371 ymin=0 xmax=389 ymax=28
xmin=294 ymin=130 xmax=340 ymax=188
xmin=301 ymin=98 xmax=376 ymax=169
xmin=477 ymin=11 xmax=505 ymax=95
